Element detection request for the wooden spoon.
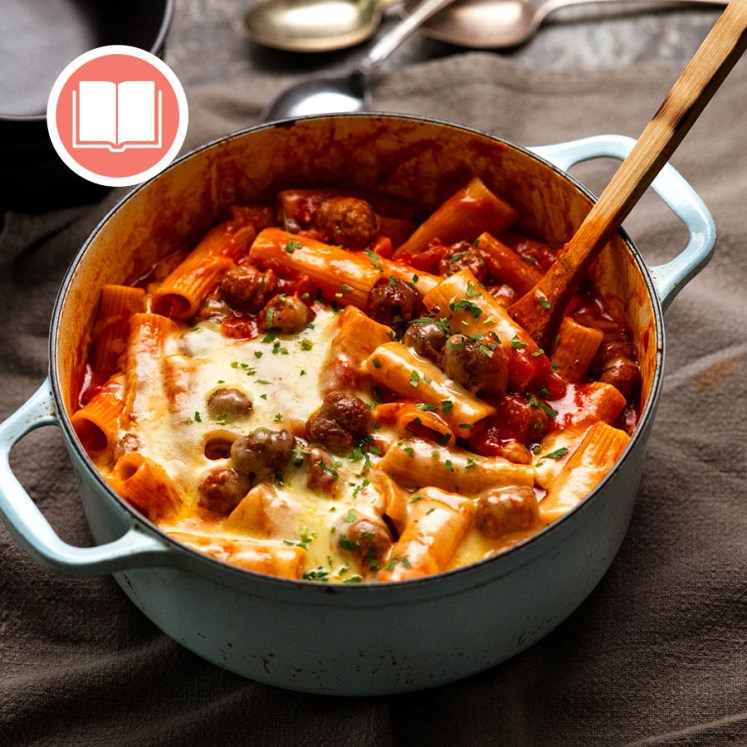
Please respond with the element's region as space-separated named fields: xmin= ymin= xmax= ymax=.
xmin=508 ymin=0 xmax=747 ymax=350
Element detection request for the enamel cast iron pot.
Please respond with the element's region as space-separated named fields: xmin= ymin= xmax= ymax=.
xmin=0 ymin=115 xmax=715 ymax=696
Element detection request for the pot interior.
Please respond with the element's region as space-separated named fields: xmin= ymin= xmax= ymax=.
xmin=54 ymin=115 xmax=659 ymax=434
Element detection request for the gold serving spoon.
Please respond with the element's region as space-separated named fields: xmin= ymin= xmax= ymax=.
xmin=508 ymin=0 xmax=747 ymax=348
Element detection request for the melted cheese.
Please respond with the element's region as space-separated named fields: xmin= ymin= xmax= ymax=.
xmin=119 ymin=309 xmax=393 ymax=582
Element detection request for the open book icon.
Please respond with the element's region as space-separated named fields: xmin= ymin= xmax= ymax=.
xmin=72 ymin=80 xmax=163 ymax=152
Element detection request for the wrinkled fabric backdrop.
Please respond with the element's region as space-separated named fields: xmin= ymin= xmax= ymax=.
xmin=1 ymin=53 xmax=745 ymax=746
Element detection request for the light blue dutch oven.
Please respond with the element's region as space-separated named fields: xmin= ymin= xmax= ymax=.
xmin=0 ymin=115 xmax=714 ymax=696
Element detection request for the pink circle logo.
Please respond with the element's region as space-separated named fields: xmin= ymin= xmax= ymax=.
xmin=47 ymin=45 xmax=188 ymax=187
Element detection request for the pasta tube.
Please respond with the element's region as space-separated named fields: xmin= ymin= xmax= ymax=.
xmin=109 ymin=452 xmax=182 ymax=521
xmin=379 ymin=439 xmax=534 ymax=494
xmin=551 ymin=317 xmax=604 ymax=383
xmin=474 ymin=232 xmax=543 ymax=295
xmin=423 ymin=270 xmax=538 ymax=356
xmin=394 ymin=178 xmax=517 ymax=259
xmin=123 ymin=313 xmax=178 ymax=422
xmin=90 ymin=285 xmax=146 ymax=379
xmin=170 ymin=531 xmax=305 ymax=579
xmin=539 ymin=422 xmax=630 ymax=523
xmin=249 ymin=228 xmax=439 ymax=309
xmin=153 ymin=210 xmax=257 ymax=319
xmin=377 ymin=487 xmax=474 ymax=581
xmin=363 ymin=342 xmax=495 ymax=431
xmin=70 ymin=375 xmax=125 ymax=456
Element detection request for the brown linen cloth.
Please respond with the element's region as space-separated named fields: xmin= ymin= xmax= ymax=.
xmin=1 ymin=54 xmax=745 ymax=746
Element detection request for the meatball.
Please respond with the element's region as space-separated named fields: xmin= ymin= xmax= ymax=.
xmin=195 ymin=294 xmax=231 ymax=323
xmin=219 ymin=265 xmax=277 ymax=313
xmin=367 ymin=276 xmax=422 ymax=327
xmin=442 ymin=334 xmax=508 ymax=398
xmin=476 ymin=485 xmax=540 ymax=540
xmin=338 ymin=517 xmax=393 ymax=570
xmin=316 ymin=196 xmax=379 ymax=250
xmin=206 ymin=387 xmax=252 ymax=422
xmin=600 ymin=357 xmax=641 ymax=401
xmin=438 ymin=241 xmax=487 ymax=282
xmin=402 ymin=320 xmax=447 ymax=364
xmin=306 ymin=392 xmax=372 ymax=453
xmin=594 ymin=332 xmax=641 ymax=401
xmin=262 ymin=294 xmax=311 ymax=334
xmin=230 ymin=427 xmax=295 ymax=480
xmin=198 ymin=467 xmax=250 ymax=515
xmin=305 ymin=447 xmax=339 ymax=496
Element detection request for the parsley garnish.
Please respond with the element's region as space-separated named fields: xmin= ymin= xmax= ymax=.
xmin=409 ymin=370 xmax=420 ymax=387
xmin=284 ymin=239 xmax=303 ymax=253
xmin=511 ymin=335 xmax=528 ymax=350
xmin=416 ymin=403 xmax=437 ymax=412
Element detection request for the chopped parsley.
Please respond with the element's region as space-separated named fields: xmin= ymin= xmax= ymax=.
xmin=526 ymin=393 xmax=558 ymax=419
xmin=300 ymin=339 xmax=313 ymax=351
xmin=416 ymin=403 xmax=438 ymax=412
xmin=409 ymin=370 xmax=420 ymax=387
xmin=511 ymin=335 xmax=528 ymax=350
xmin=303 ymin=568 xmax=329 ymax=582
xmin=373 ymin=357 xmax=382 ymax=369
xmin=537 ymin=295 xmax=552 ymax=310
xmin=284 ymin=239 xmax=303 ymax=254
xmin=441 ymin=400 xmax=453 ymax=414
xmin=193 ymin=410 xmax=202 ymax=423
xmin=449 ymin=297 xmax=482 ymax=320
xmin=339 ymin=537 xmax=361 ymax=553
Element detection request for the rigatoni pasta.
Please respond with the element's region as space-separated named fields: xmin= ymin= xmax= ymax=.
xmin=72 ymin=179 xmax=642 ymax=583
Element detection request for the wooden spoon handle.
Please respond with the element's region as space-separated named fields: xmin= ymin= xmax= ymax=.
xmin=509 ymin=0 xmax=747 ymax=349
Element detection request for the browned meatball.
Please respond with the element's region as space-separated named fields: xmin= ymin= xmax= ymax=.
xmin=367 ymin=276 xmax=422 ymax=327
xmin=195 ymin=294 xmax=231 ymax=322
xmin=402 ymin=320 xmax=447 ymax=364
xmin=262 ymin=294 xmax=311 ymax=333
xmin=219 ymin=265 xmax=277 ymax=313
xmin=443 ymin=334 xmax=508 ymax=398
xmin=231 ymin=427 xmax=295 ymax=479
xmin=306 ymin=392 xmax=372 ymax=453
xmin=206 ymin=388 xmax=252 ymax=421
xmin=476 ymin=485 xmax=540 ymax=540
xmin=600 ymin=357 xmax=641 ymax=401
xmin=316 ymin=196 xmax=379 ymax=250
xmin=594 ymin=332 xmax=641 ymax=401
xmin=305 ymin=447 xmax=339 ymax=496
xmin=198 ymin=467 xmax=250 ymax=515
xmin=438 ymin=241 xmax=487 ymax=282
xmin=338 ymin=516 xmax=393 ymax=570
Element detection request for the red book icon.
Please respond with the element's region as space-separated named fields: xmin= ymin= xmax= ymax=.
xmin=72 ymin=80 xmax=163 ymax=152
xmin=48 ymin=45 xmax=188 ymax=186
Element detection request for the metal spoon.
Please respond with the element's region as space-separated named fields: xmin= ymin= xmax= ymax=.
xmin=244 ymin=0 xmax=398 ymax=53
xmin=261 ymin=0 xmax=457 ymax=120
xmin=246 ymin=0 xmax=727 ymax=53
xmin=411 ymin=0 xmax=729 ymax=50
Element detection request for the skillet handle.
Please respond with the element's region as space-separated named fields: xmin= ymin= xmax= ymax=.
xmin=0 ymin=379 xmax=173 ymax=576
xmin=529 ymin=134 xmax=716 ymax=310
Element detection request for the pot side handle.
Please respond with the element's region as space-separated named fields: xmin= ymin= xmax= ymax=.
xmin=529 ymin=134 xmax=716 ymax=310
xmin=0 ymin=379 xmax=173 ymax=576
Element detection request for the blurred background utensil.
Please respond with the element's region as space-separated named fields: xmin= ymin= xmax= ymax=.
xmin=245 ymin=0 xmax=728 ymax=53
xmin=244 ymin=0 xmax=399 ymax=52
xmin=261 ymin=0 xmax=456 ymax=119
xmin=409 ymin=0 xmax=730 ymax=49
